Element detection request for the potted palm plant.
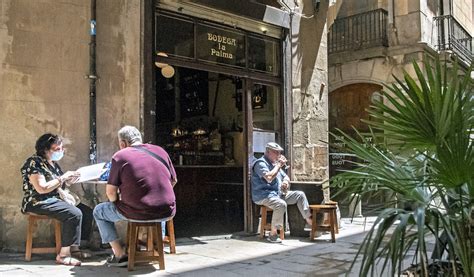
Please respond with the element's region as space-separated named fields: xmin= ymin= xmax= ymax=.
xmin=331 ymin=58 xmax=473 ymax=276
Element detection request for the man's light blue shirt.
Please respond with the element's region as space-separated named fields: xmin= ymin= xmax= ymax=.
xmin=251 ymin=156 xmax=287 ymax=202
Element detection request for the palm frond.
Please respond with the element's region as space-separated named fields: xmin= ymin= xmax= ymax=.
xmin=330 ymin=57 xmax=473 ymax=276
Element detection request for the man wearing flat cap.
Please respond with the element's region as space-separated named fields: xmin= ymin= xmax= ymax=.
xmin=251 ymin=142 xmax=312 ymax=243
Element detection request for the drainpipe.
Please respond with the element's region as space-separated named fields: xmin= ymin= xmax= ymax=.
xmin=88 ymin=0 xmax=97 ymax=164
xmin=388 ymin=0 xmax=395 ymax=27
xmin=388 ymin=0 xmax=398 ymax=45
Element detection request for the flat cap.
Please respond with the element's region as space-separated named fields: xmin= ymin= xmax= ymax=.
xmin=266 ymin=142 xmax=284 ymax=152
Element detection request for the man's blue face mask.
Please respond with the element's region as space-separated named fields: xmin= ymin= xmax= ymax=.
xmin=51 ymin=150 xmax=64 ymax=161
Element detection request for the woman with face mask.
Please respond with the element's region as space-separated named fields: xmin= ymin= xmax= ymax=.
xmin=20 ymin=133 xmax=93 ymax=266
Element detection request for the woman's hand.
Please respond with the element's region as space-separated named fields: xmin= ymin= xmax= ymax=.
xmin=61 ymin=171 xmax=80 ymax=185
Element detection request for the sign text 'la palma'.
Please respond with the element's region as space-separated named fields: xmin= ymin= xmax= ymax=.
xmin=207 ymin=33 xmax=237 ymax=59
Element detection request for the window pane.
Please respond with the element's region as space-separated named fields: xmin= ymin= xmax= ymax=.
xmin=252 ymin=83 xmax=280 ymax=131
xmin=156 ymin=72 xmax=176 ymax=122
xmin=252 ymin=83 xmax=281 ymax=154
xmin=196 ymin=24 xmax=246 ymax=68
xmin=156 ymin=14 xmax=194 ymax=58
xmin=248 ymin=36 xmax=280 ymax=75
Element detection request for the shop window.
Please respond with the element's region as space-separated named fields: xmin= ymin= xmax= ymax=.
xmin=179 ymin=68 xmax=209 ymax=118
xmin=234 ymin=80 xmax=267 ymax=111
xmin=156 ymin=14 xmax=194 ymax=58
xmin=252 ymin=83 xmax=281 ymax=132
xmin=155 ymin=12 xmax=282 ymax=77
xmin=156 ymin=73 xmax=176 ymax=122
xmin=196 ymin=24 xmax=246 ymax=68
xmin=248 ymin=36 xmax=280 ymax=75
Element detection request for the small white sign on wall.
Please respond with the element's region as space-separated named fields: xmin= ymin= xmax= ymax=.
xmin=253 ymin=131 xmax=276 ymax=153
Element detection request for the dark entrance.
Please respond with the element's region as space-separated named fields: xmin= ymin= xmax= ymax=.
xmin=150 ymin=9 xmax=284 ymax=237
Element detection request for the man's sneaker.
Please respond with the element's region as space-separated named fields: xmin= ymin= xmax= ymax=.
xmin=267 ymin=234 xmax=282 ymax=243
xmin=106 ymin=254 xmax=128 ymax=267
xmin=304 ymin=223 xmax=312 ymax=231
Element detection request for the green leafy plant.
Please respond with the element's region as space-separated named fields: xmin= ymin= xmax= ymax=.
xmin=331 ymin=58 xmax=473 ymax=276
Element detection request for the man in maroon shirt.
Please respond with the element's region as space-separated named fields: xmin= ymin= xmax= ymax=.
xmin=93 ymin=125 xmax=177 ymax=267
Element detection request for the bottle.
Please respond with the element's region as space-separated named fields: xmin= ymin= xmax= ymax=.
xmin=210 ymin=129 xmax=222 ymax=151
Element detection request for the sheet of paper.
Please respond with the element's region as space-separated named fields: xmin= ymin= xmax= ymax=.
xmin=253 ymin=131 xmax=275 ymax=153
xmin=76 ymin=162 xmax=106 ymax=183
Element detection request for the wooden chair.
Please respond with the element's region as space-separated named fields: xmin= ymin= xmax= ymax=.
xmin=309 ymin=204 xmax=338 ymax=243
xmin=127 ymin=220 xmax=165 ymax=271
xmin=259 ymin=206 xmax=284 ymax=240
xmin=25 ymin=213 xmax=61 ymax=261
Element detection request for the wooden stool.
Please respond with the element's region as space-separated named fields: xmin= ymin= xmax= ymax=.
xmin=309 ymin=205 xmax=338 ymax=243
xmin=259 ymin=206 xmax=284 ymax=240
xmin=127 ymin=220 xmax=165 ymax=271
xmin=25 ymin=213 xmax=61 ymax=261
xmin=130 ymin=219 xmax=176 ymax=255
xmin=324 ymin=201 xmax=339 ymax=234
xmin=163 ymin=219 xmax=176 ymax=254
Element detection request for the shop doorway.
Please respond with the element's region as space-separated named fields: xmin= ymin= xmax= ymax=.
xmin=150 ymin=8 xmax=284 ymax=236
xmin=155 ymin=66 xmax=283 ymax=237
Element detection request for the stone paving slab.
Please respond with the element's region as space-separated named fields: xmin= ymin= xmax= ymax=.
xmin=0 ymin=218 xmax=390 ymax=277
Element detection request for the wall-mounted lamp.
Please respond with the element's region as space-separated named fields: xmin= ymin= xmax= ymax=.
xmin=155 ymin=52 xmax=168 ymax=68
xmin=161 ymin=65 xmax=175 ymax=78
xmin=313 ymin=0 xmax=321 ymax=13
xmin=155 ymin=52 xmax=175 ymax=78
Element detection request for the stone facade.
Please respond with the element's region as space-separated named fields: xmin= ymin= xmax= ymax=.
xmin=329 ymin=0 xmax=473 ymax=137
xmin=0 ymin=0 xmax=330 ymax=249
xmin=290 ymin=1 xmax=329 ymax=182
xmin=327 ymin=0 xmax=473 ymax=209
xmin=451 ymin=0 xmax=474 ymax=34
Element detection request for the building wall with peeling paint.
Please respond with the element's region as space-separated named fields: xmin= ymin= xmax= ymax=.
xmin=0 ymin=0 xmax=140 ymax=250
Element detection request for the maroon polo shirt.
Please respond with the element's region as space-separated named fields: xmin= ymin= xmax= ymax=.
xmin=108 ymin=144 xmax=176 ymax=220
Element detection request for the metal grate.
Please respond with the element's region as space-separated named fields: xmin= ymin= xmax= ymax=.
xmin=435 ymin=15 xmax=473 ymax=65
xmin=328 ymin=9 xmax=388 ymax=54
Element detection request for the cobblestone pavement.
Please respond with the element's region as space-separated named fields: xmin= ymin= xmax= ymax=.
xmin=0 ymin=218 xmax=384 ymax=277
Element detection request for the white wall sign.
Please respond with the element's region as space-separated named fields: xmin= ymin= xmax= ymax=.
xmin=253 ymin=131 xmax=275 ymax=153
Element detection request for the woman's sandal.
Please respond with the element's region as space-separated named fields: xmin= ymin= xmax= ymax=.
xmin=71 ymin=250 xmax=92 ymax=259
xmin=56 ymin=256 xmax=82 ymax=266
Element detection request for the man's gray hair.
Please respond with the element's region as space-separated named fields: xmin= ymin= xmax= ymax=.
xmin=118 ymin=125 xmax=143 ymax=144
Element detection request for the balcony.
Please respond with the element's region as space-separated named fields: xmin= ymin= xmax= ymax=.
xmin=435 ymin=15 xmax=473 ymax=65
xmin=328 ymin=9 xmax=388 ymax=54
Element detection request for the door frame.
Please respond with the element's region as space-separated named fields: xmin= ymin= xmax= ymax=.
xmin=244 ymin=79 xmax=285 ymax=232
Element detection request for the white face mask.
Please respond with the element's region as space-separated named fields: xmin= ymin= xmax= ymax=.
xmin=51 ymin=150 xmax=64 ymax=161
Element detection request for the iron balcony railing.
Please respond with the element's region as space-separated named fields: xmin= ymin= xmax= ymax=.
xmin=435 ymin=15 xmax=473 ymax=65
xmin=329 ymin=9 xmax=388 ymax=54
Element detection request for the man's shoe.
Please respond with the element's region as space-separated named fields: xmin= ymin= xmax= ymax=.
xmin=267 ymin=234 xmax=282 ymax=243
xmin=106 ymin=254 xmax=128 ymax=267
xmin=304 ymin=223 xmax=312 ymax=231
